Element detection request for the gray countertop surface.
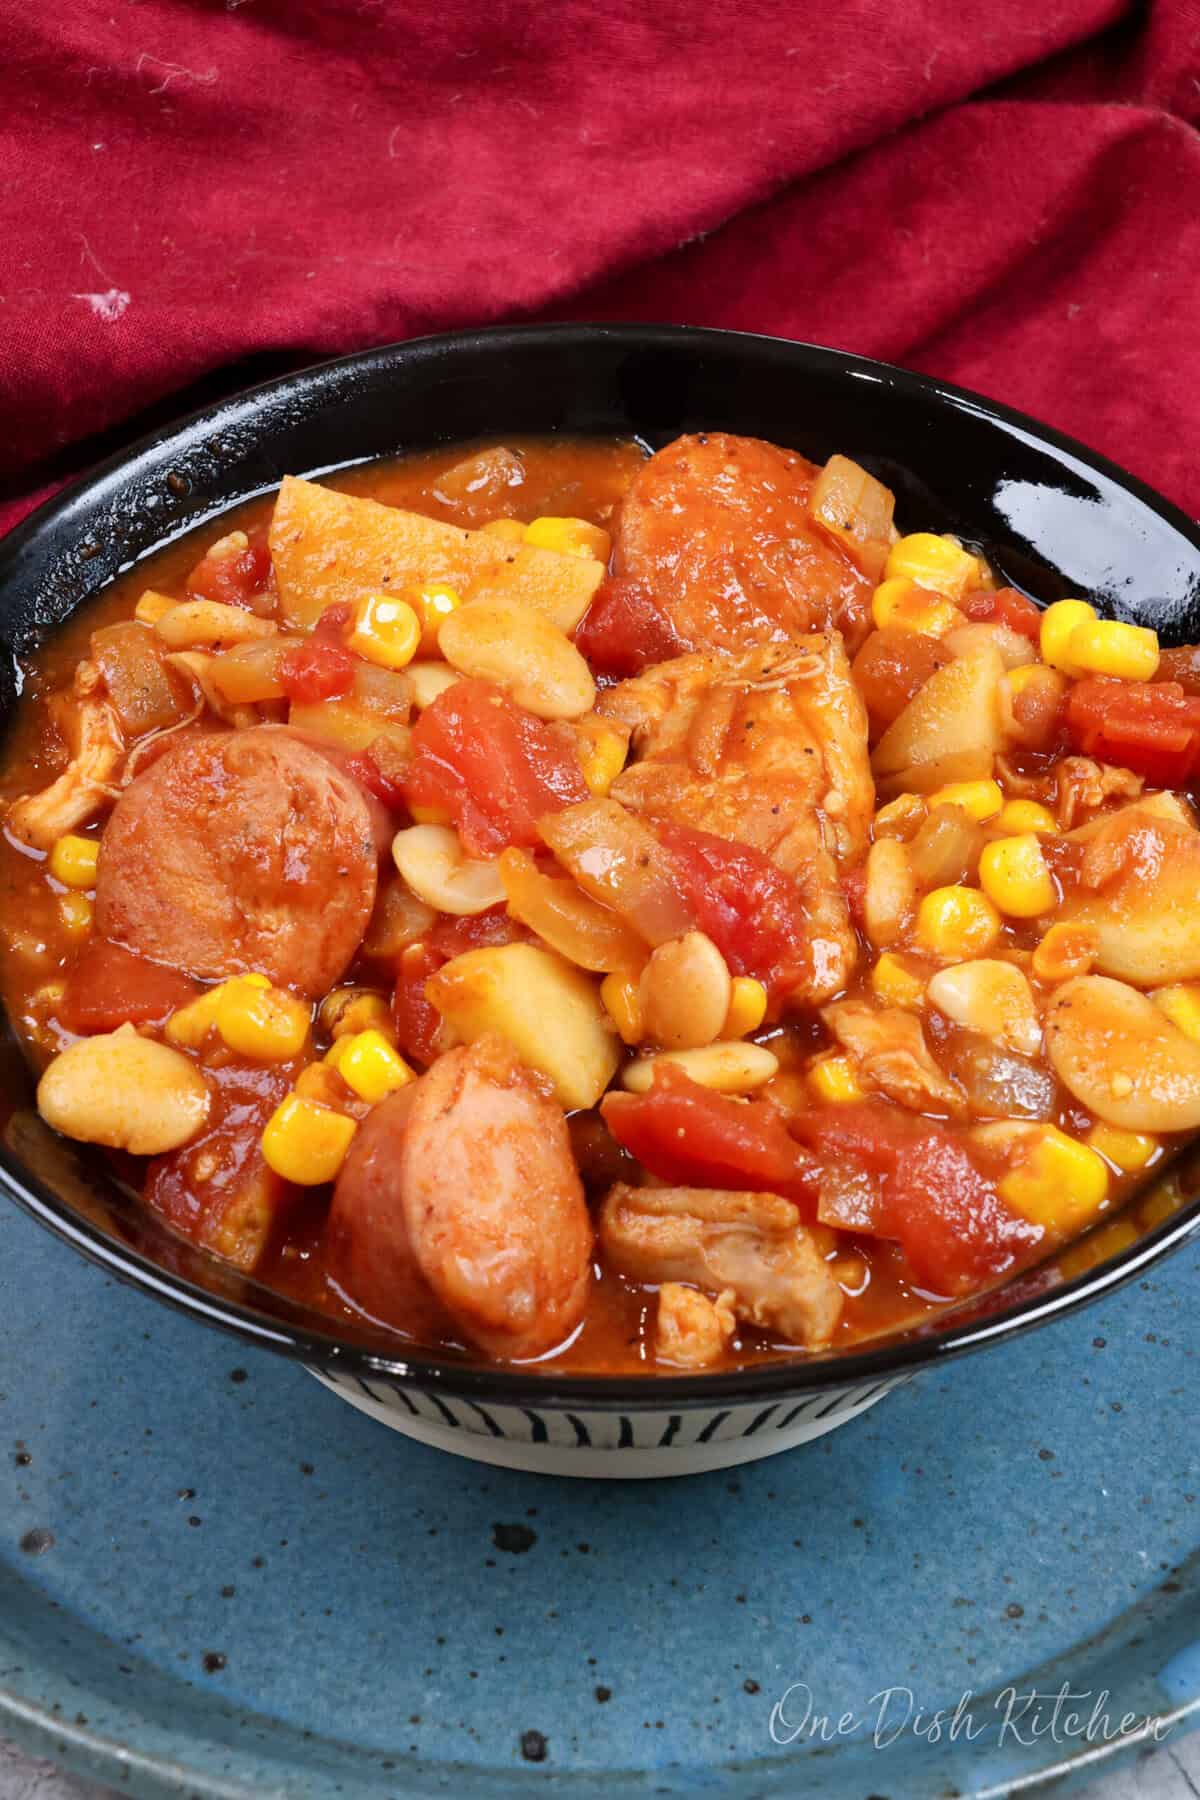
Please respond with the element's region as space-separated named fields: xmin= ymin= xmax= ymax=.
xmin=2 ymin=1722 xmax=1198 ymax=1798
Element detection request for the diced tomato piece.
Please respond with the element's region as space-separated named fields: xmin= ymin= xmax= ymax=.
xmin=344 ymin=748 xmax=407 ymax=812
xmin=427 ymin=908 xmax=526 ymax=957
xmin=1155 ymin=644 xmax=1200 ymax=695
xmin=187 ymin=537 xmax=274 ymax=614
xmin=600 ymin=1066 xmax=816 ymax=1206
xmin=313 ymin=601 xmax=355 ymax=641
xmin=655 ymin=821 xmax=811 ymax=1003
xmin=574 ymin=577 xmax=689 ymax=678
xmin=960 ymin=586 xmax=1043 ymax=641
xmin=841 ymin=863 xmax=868 ymax=935
xmin=403 ymin=680 xmax=589 ymax=856
xmin=1064 ymin=677 xmax=1200 ymax=787
xmin=59 ymin=940 xmax=198 ymax=1034
xmin=391 ymin=944 xmax=446 ymax=1067
xmin=792 ymin=1103 xmax=1040 ymax=1294
xmin=851 ymin=628 xmax=950 ymax=737
xmin=280 ymin=640 xmax=355 ymax=703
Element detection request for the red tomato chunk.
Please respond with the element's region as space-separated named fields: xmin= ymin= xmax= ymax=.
xmin=403 ymin=680 xmax=589 ymax=856
xmin=601 ymin=1066 xmax=816 ymax=1205
xmin=391 ymin=944 xmax=446 ymax=1067
xmin=59 ymin=940 xmax=198 ymax=1034
xmin=574 ymin=577 xmax=689 ymax=678
xmin=280 ymin=640 xmax=355 ymax=703
xmin=657 ymin=821 xmax=811 ymax=1005
xmin=960 ymin=586 xmax=1042 ymax=641
xmin=791 ymin=1103 xmax=1041 ymax=1295
xmin=187 ymin=538 xmax=274 ymax=614
xmin=1065 ymin=677 xmax=1200 ymax=787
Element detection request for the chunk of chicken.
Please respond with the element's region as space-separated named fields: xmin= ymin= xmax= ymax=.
xmin=656 ymin=1283 xmax=737 ymax=1368
xmin=599 ymin=637 xmax=872 ymax=1003
xmin=1053 ymin=757 xmax=1143 ymax=830
xmin=822 ymin=1000 xmax=966 ymax=1117
xmin=609 ymin=433 xmax=874 ymax=656
xmin=600 ymin=1183 xmax=843 ymax=1349
xmin=6 ymin=663 xmax=123 ymax=850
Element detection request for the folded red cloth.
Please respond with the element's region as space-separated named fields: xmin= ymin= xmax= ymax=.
xmin=2 ymin=1 xmax=1197 ymax=534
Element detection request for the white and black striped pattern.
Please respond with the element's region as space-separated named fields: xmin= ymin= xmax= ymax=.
xmin=308 ymin=1368 xmax=909 ymax=1476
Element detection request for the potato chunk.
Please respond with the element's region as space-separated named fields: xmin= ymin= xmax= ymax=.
xmin=426 ymin=943 xmax=620 ymax=1109
xmin=872 ymin=645 xmax=1005 ymax=795
xmin=268 ymin=476 xmax=603 ymax=632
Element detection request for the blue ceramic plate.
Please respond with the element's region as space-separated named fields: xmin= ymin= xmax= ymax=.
xmin=2 ymin=1200 xmax=1196 ymax=1797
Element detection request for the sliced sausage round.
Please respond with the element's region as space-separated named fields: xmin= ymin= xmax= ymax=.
xmin=329 ymin=1036 xmax=593 ymax=1360
xmin=95 ymin=728 xmax=377 ymax=997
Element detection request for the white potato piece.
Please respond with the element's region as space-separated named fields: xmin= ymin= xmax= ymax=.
xmin=406 ymin=662 xmax=464 ymax=710
xmin=426 ymin=943 xmax=620 ymax=1110
xmin=392 ymin=824 xmax=505 ymax=916
xmin=38 ymin=1027 xmax=211 ymax=1154
xmin=1061 ymin=816 xmax=1200 ymax=986
xmin=1045 ymin=975 xmax=1200 ymax=1132
xmin=872 ymin=646 xmax=1005 ymax=788
xmin=927 ymin=959 xmax=1041 ymax=1057
xmin=438 ymin=598 xmax=595 ymax=720
xmin=864 ymin=838 xmax=914 ymax=948
xmin=267 ymin=477 xmax=602 ymax=632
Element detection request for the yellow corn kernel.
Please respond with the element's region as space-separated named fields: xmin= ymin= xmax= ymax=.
xmin=996 ymin=799 xmax=1059 ymax=835
xmin=871 ymin=952 xmax=926 ymax=1010
xmin=915 ymin=886 xmax=1002 ymax=960
xmin=576 ymin=720 xmax=628 ymax=798
xmin=405 ymin=581 xmax=461 ymax=655
xmin=808 ymin=1055 xmax=865 ymax=1103
xmin=1031 ymin=921 xmax=1097 ymax=984
xmin=601 ymin=971 xmax=643 ymax=1046
xmin=926 ymin=779 xmax=1003 ymax=822
xmin=1087 ymin=1123 xmax=1158 ymax=1174
xmin=346 ymin=592 xmax=421 ymax=671
xmin=319 ymin=989 xmax=394 ymax=1041
xmin=723 ymin=976 xmax=768 ymax=1039
xmin=165 ymin=975 xmax=268 ymax=1049
xmin=998 ymin=1126 xmax=1109 ymax=1235
xmin=334 ymin=1029 xmax=415 ymax=1105
xmin=884 ymin=533 xmax=981 ymax=600
xmin=1067 ymin=618 xmax=1159 ymax=683
xmin=979 ymin=834 xmax=1056 ymax=918
xmin=873 ymin=793 xmax=926 ymax=840
xmin=1039 ymin=599 xmax=1097 ymax=676
xmin=524 ymin=516 xmax=612 ymax=562
xmin=480 ymin=517 xmax=528 ymax=543
xmin=1151 ymin=983 xmax=1200 ymax=1042
xmin=261 ymin=1094 xmax=357 ymax=1185
xmin=871 ymin=577 xmax=961 ymax=638
xmin=58 ymin=892 xmax=94 ymax=938
xmin=48 ymin=834 xmax=99 ymax=890
xmin=216 ymin=978 xmax=310 ymax=1061
xmin=134 ymin=589 xmax=175 ymax=626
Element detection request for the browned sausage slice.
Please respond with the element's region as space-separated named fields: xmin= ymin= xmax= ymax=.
xmin=329 ymin=1036 xmax=593 ymax=1359
xmin=95 ymin=729 xmax=377 ymax=996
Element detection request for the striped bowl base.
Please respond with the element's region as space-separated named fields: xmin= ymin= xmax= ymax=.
xmin=307 ymin=1369 xmax=907 ymax=1478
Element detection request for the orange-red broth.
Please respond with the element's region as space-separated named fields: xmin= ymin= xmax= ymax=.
xmin=0 ymin=437 xmax=1173 ymax=1372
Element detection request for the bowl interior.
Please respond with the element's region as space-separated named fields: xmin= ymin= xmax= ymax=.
xmin=3 ymin=323 xmax=1200 ymax=1401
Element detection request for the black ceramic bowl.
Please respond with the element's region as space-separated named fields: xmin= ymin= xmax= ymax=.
xmin=3 ymin=325 xmax=1199 ymax=1477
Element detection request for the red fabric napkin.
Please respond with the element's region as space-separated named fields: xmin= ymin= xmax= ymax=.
xmin=2 ymin=1 xmax=1198 ymax=538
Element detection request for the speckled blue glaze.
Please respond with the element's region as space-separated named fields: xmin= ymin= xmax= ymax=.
xmin=1 ymin=1199 xmax=1196 ymax=1797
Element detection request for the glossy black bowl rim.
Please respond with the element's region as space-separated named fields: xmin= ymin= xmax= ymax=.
xmin=2 ymin=320 xmax=1199 ymax=1413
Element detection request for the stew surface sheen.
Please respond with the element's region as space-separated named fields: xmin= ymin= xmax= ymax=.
xmin=1 ymin=434 xmax=1191 ymax=1374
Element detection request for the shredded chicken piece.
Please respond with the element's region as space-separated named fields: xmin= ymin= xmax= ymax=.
xmin=1053 ymin=757 xmax=1143 ymax=830
xmin=655 ymin=1283 xmax=737 ymax=1368
xmin=6 ymin=663 xmax=124 ymax=850
xmin=599 ymin=637 xmax=873 ymax=1004
xmin=600 ymin=1183 xmax=843 ymax=1349
xmin=822 ymin=1000 xmax=966 ymax=1117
